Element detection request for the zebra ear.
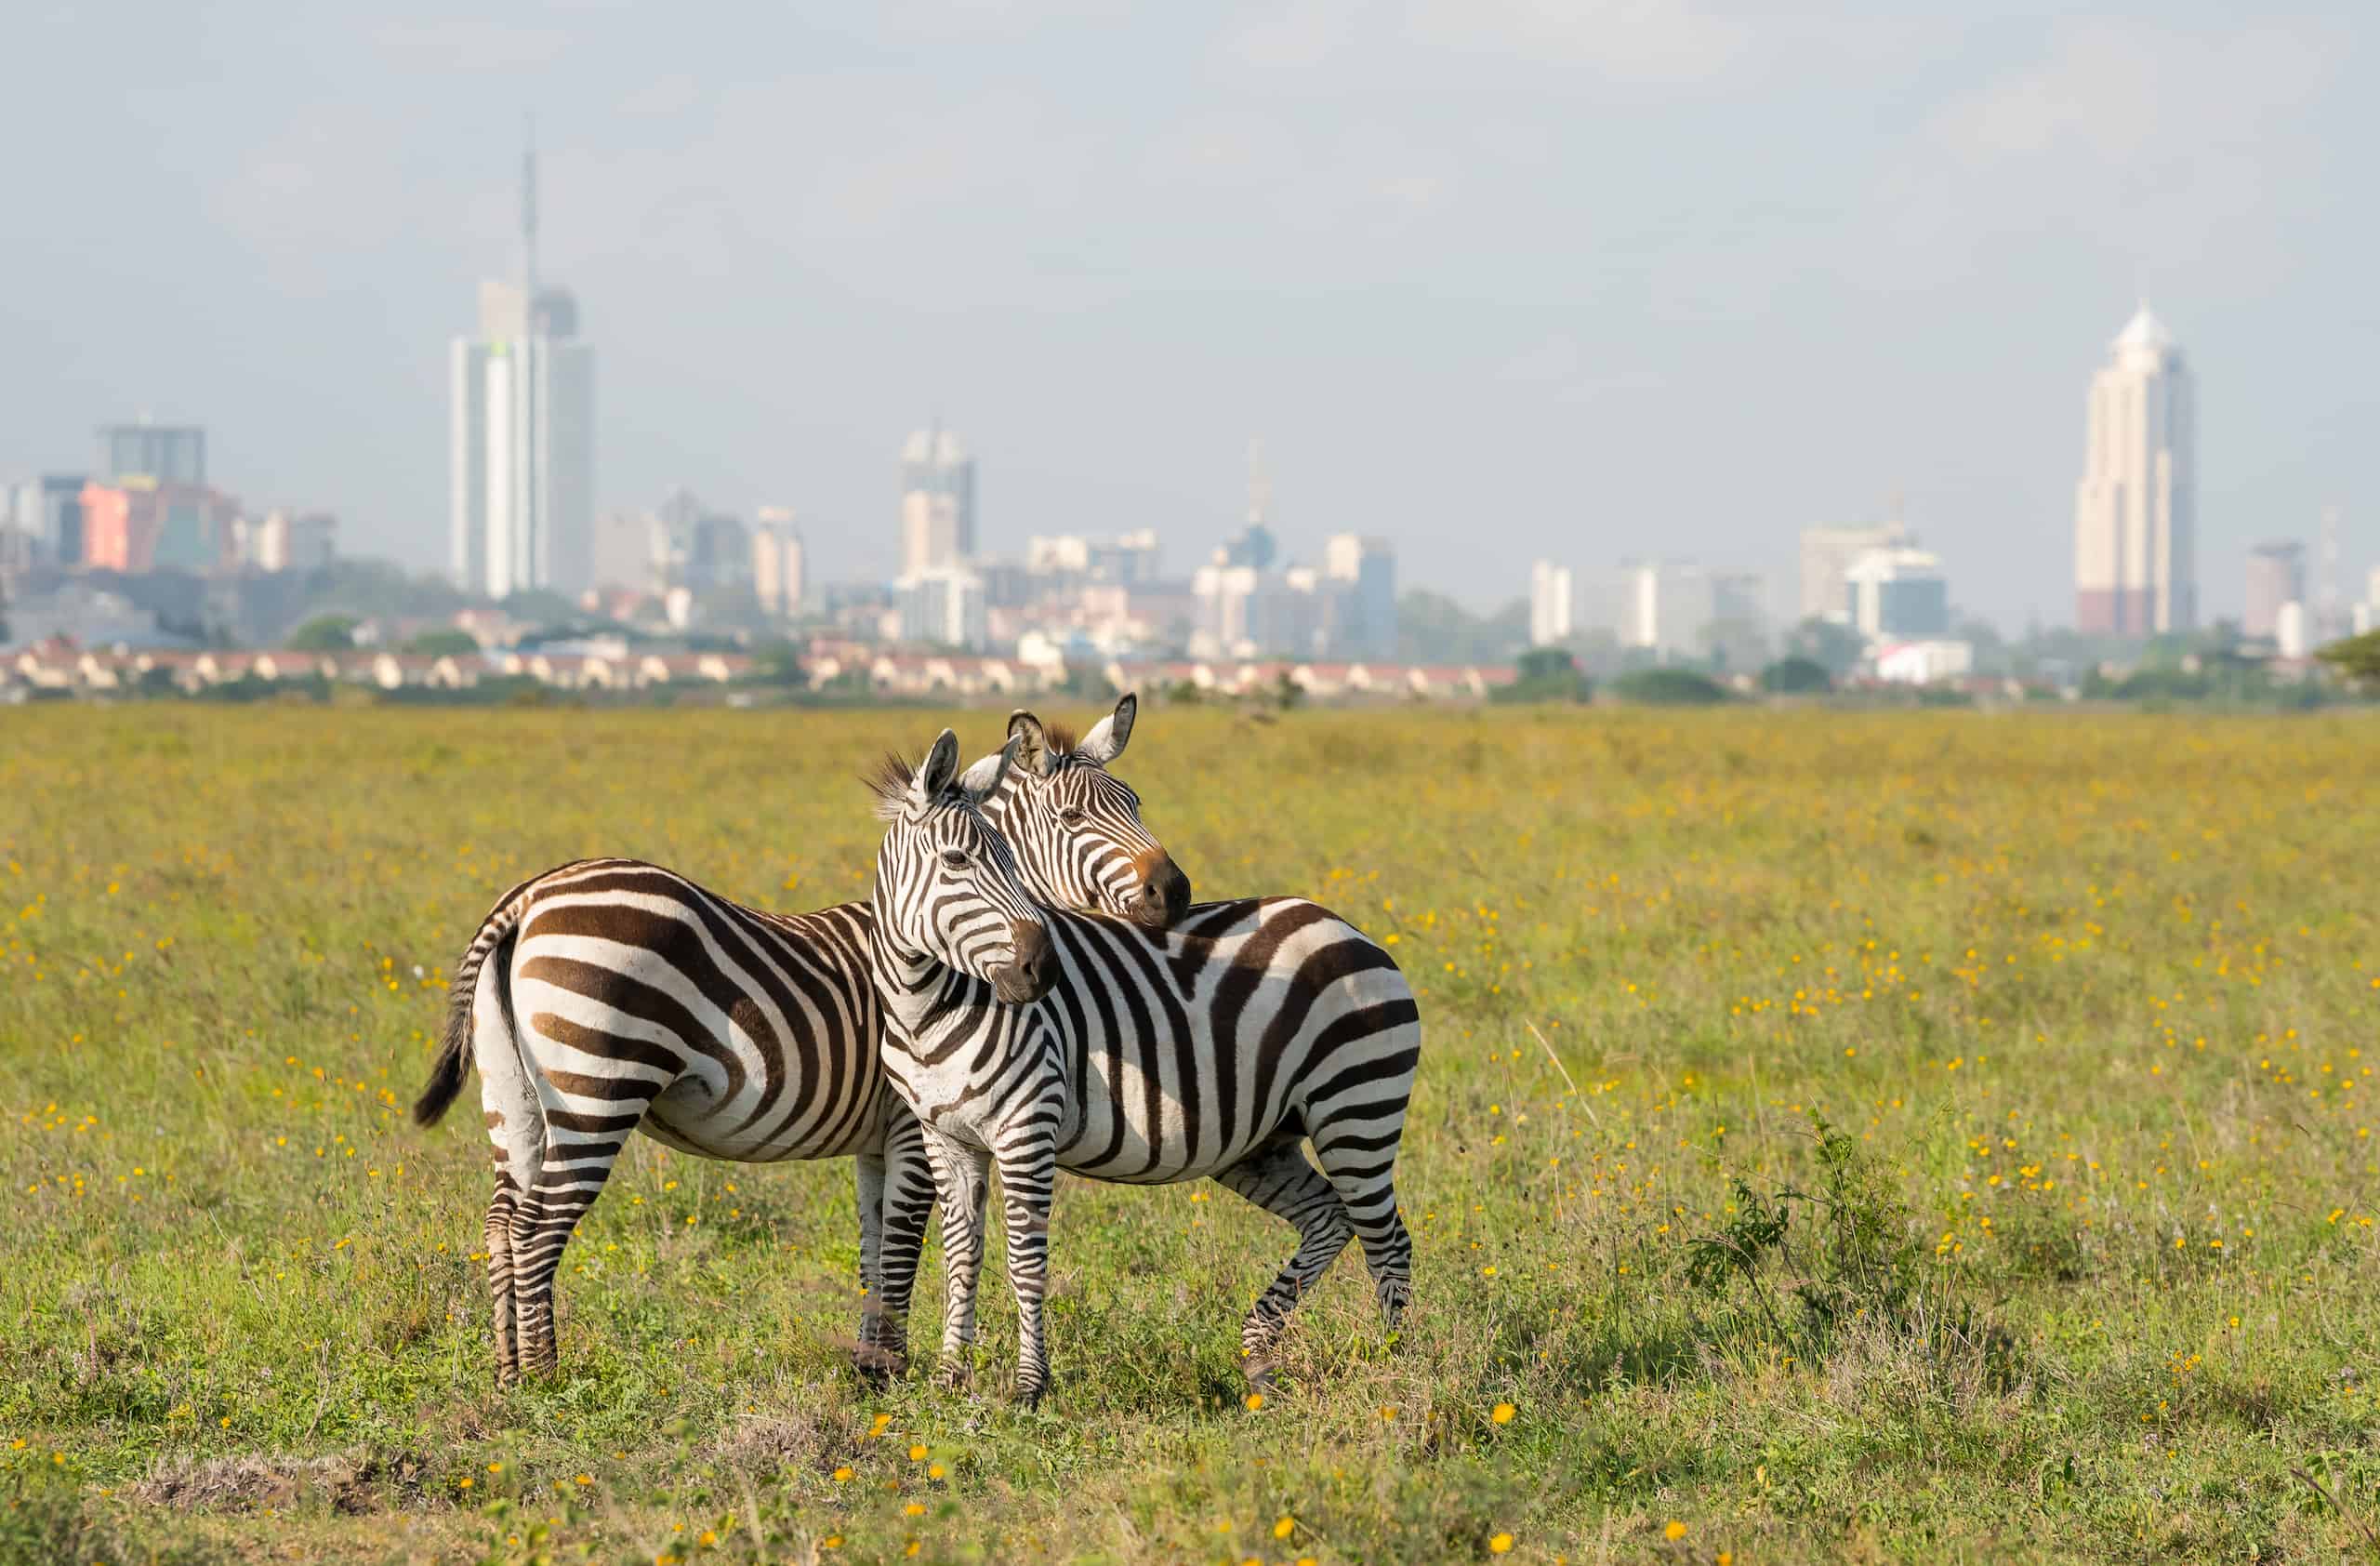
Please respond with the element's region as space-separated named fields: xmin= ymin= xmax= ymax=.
xmin=914 ymin=729 xmax=962 ymax=803
xmin=1008 ymin=710 xmax=1052 ymax=778
xmin=1078 ymin=691 xmax=1136 ymax=766
xmin=959 ymin=737 xmax=1020 ymax=805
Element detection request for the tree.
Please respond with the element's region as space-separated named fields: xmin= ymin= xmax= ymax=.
xmin=1396 ymin=591 xmax=1529 ymax=664
xmin=747 ymin=638 xmax=805 ymax=687
xmin=2318 ymin=629 xmax=2380 ymax=691
xmin=1609 ymin=667 xmax=1730 ymax=706
xmin=403 ymin=628 xmax=481 ymax=657
xmin=285 ymin=614 xmax=358 ymax=652
xmin=1759 ymin=656 xmax=1832 ymax=695
xmin=1786 ymin=617 xmax=1867 ymax=679
xmin=1489 ymin=647 xmax=1593 ymax=704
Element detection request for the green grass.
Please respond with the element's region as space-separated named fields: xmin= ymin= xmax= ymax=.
xmin=3 ymin=704 xmax=2378 ymax=1564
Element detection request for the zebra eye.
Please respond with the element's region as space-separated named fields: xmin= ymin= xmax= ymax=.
xmin=1059 ymin=807 xmax=1086 ymax=827
xmin=939 ymin=849 xmax=970 ymax=870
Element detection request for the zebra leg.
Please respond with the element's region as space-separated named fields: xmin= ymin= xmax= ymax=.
xmin=474 ymin=967 xmax=545 ymax=1388
xmin=1310 ymin=1132 xmax=1413 ymax=1334
xmin=510 ymin=1074 xmax=658 ymax=1380
xmin=871 ymin=1109 xmax=935 ymax=1380
xmin=919 ymin=1126 xmax=990 ymax=1392
xmin=990 ymin=1131 xmax=1058 ymax=1407
xmin=1211 ymin=1138 xmax=1354 ymax=1387
xmin=853 ymin=1148 xmax=891 ymax=1380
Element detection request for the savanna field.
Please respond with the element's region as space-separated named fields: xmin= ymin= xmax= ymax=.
xmin=5 ymin=704 xmax=2378 ymax=1566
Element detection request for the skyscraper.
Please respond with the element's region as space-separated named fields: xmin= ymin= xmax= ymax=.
xmin=2243 ymin=541 xmax=2305 ymax=641
xmin=96 ymin=422 xmax=205 ymax=484
xmin=1529 ymin=561 xmax=1574 ymax=645
xmin=1323 ymin=533 xmax=1397 ymax=660
xmin=1799 ymin=512 xmax=1906 ymax=624
xmin=899 ymin=426 xmax=974 ymax=577
xmin=2074 ymin=304 xmax=2195 ymax=635
xmin=752 ymin=508 xmax=806 ymax=617
xmin=450 ymin=133 xmax=595 ymax=600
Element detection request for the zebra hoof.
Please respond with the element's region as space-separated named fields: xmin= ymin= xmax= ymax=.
xmin=934 ymin=1360 xmax=972 ymax=1394
xmin=1242 ymin=1359 xmax=1279 ymax=1393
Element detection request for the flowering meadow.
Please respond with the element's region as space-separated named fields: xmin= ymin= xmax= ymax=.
xmin=4 ymin=703 xmax=2376 ymax=1564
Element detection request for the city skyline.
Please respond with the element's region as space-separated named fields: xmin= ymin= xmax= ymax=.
xmin=1 ymin=5 xmax=2373 ymax=627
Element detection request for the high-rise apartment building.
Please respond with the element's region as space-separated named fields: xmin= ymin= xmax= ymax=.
xmin=450 ymin=139 xmax=595 ymax=600
xmin=1529 ymin=562 xmax=1574 ymax=645
xmin=1842 ymin=546 xmax=1950 ymax=640
xmin=249 ymin=511 xmax=337 ymax=574
xmin=2074 ymin=304 xmax=2195 ymax=635
xmin=8 ymin=476 xmax=88 ymax=565
xmin=96 ymin=422 xmax=205 ymax=485
xmin=1621 ymin=563 xmax=1764 ymax=658
xmin=1799 ymin=515 xmax=1906 ymax=624
xmin=895 ymin=565 xmax=987 ymax=649
xmin=2242 ymin=541 xmax=2305 ymax=641
xmin=900 ymin=427 xmax=974 ymax=577
xmin=78 ymin=479 xmax=237 ymax=573
xmin=1323 ymin=533 xmax=1397 ymax=660
xmin=752 ymin=508 xmax=806 ymax=617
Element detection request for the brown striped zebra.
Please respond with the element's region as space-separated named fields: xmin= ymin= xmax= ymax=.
xmin=867 ymin=744 xmax=1422 ymax=1405
xmin=411 ymin=710 xmax=1177 ymax=1387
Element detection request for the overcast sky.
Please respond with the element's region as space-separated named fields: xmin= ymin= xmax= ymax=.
xmin=5 ymin=2 xmax=2372 ymax=627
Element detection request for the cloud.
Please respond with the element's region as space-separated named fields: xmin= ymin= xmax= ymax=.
xmin=1406 ymin=0 xmax=1751 ymax=83
xmin=1927 ymin=19 xmax=2329 ymax=168
xmin=1891 ymin=18 xmax=2339 ymax=273
xmin=1229 ymin=0 xmax=1368 ymax=69
xmin=369 ymin=17 xmax=570 ymax=73
xmin=617 ymin=73 xmax=701 ymax=118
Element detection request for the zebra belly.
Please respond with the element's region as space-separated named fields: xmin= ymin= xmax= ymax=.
xmin=638 ymin=1074 xmax=888 ymax=1164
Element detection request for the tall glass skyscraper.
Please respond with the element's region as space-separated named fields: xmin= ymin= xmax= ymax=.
xmin=2074 ymin=304 xmax=2195 ymax=636
xmin=450 ymin=139 xmax=595 ymax=600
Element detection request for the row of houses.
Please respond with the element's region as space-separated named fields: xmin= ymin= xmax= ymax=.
xmin=5 ymin=640 xmax=1526 ymax=703
xmin=3 ymin=644 xmax=758 ymax=696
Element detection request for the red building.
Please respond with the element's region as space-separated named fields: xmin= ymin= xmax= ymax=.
xmin=77 ymin=479 xmax=238 ymax=573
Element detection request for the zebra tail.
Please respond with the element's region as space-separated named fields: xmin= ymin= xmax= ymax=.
xmin=413 ymin=886 xmax=530 ymax=1126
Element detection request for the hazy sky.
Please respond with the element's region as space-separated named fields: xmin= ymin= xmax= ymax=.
xmin=5 ymin=2 xmax=2372 ymax=627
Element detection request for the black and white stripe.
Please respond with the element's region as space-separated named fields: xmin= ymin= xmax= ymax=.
xmin=869 ymin=747 xmax=1422 ymax=1403
xmin=990 ymin=695 xmax=1190 ymax=931
xmin=412 ymin=723 xmax=1140 ymax=1387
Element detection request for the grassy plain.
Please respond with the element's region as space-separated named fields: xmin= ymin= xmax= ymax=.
xmin=3 ymin=703 xmax=2377 ymax=1565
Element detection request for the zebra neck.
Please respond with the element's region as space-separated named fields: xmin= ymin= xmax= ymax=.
xmin=864 ymin=896 xmax=976 ymax=1047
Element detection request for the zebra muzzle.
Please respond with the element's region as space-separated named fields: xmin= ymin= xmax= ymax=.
xmin=1131 ymin=849 xmax=1191 ymax=930
xmin=995 ymin=918 xmax=1056 ymax=1003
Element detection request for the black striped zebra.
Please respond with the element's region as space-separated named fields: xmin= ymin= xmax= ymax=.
xmin=991 ymin=694 xmax=1189 ymax=931
xmin=867 ymin=745 xmax=1422 ymax=1403
xmin=409 ymin=716 xmax=1165 ymax=1388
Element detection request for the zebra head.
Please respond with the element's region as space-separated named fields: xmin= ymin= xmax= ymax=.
xmin=869 ymin=730 xmax=1057 ymax=1006
xmin=998 ymin=691 xmax=1191 ymax=931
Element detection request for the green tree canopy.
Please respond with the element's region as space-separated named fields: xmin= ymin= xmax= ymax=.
xmin=1490 ymin=646 xmax=1593 ymax=705
xmin=1760 ymin=656 xmax=1833 ymax=694
xmin=284 ymin=614 xmax=358 ymax=652
xmin=1609 ymin=667 xmax=1730 ymax=706
xmin=402 ymin=628 xmax=481 ymax=657
xmin=2317 ymin=629 xmax=2380 ymax=689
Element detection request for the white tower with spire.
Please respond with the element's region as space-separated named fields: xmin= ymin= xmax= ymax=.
xmin=450 ymin=126 xmax=596 ymax=600
xmin=2073 ymin=302 xmax=2195 ymax=635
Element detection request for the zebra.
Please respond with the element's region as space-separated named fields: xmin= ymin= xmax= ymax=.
xmin=866 ymin=743 xmax=1422 ymax=1404
xmin=987 ymin=693 xmax=1189 ymax=931
xmin=408 ymin=712 xmax=1166 ymax=1387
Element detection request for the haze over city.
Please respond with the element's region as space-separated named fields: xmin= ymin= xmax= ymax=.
xmin=3 ymin=1 xmax=2373 ymax=629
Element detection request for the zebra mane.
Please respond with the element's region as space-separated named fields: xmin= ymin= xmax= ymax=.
xmin=865 ymin=751 xmax=919 ymax=822
xmin=1039 ymin=721 xmax=1079 ymax=760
